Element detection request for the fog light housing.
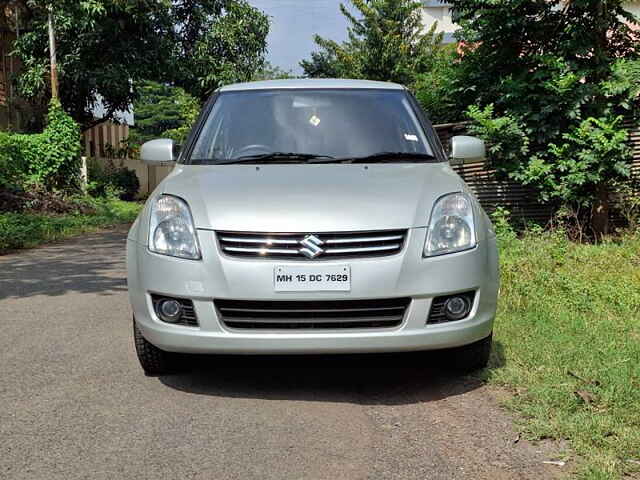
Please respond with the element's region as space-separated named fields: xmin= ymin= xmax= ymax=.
xmin=158 ymin=299 xmax=183 ymax=323
xmin=444 ymin=296 xmax=470 ymax=320
xmin=427 ymin=291 xmax=476 ymax=324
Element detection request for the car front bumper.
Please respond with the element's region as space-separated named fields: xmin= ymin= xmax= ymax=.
xmin=127 ymin=228 xmax=499 ymax=355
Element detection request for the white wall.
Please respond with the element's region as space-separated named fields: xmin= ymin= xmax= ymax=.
xmin=421 ymin=1 xmax=456 ymax=43
xmin=421 ymin=0 xmax=640 ymax=43
xmin=625 ymin=1 xmax=640 ymax=19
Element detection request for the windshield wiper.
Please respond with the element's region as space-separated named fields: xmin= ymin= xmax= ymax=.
xmin=213 ymin=152 xmax=335 ymax=165
xmin=308 ymin=152 xmax=437 ymax=164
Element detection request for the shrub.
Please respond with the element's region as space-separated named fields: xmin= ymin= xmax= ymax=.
xmin=412 ymin=45 xmax=469 ymax=124
xmin=0 ymin=132 xmax=31 ymax=188
xmin=36 ymin=100 xmax=82 ymax=190
xmin=465 ymin=104 xmax=530 ymax=176
xmin=87 ymin=158 xmax=139 ymax=201
xmin=490 ymin=207 xmax=517 ymax=245
xmin=541 ymin=116 xmax=631 ymax=206
xmin=0 ymin=100 xmax=81 ymax=192
xmin=110 ymin=167 xmax=140 ymax=201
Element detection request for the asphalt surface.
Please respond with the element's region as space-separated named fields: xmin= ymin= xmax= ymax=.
xmin=1 ymin=226 xmax=565 ymax=479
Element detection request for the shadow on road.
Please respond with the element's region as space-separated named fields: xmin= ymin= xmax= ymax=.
xmin=159 ymin=341 xmax=506 ymax=406
xmin=0 ymin=229 xmax=128 ymax=300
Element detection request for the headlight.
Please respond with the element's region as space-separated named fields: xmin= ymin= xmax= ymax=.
xmin=148 ymin=195 xmax=201 ymax=259
xmin=424 ymin=192 xmax=476 ymax=257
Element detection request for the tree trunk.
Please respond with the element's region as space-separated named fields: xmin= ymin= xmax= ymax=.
xmin=591 ymin=182 xmax=610 ymax=239
xmin=48 ymin=8 xmax=59 ymax=100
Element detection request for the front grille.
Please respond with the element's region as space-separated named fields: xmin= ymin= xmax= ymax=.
xmin=217 ymin=230 xmax=407 ymax=260
xmin=215 ymin=298 xmax=411 ymax=330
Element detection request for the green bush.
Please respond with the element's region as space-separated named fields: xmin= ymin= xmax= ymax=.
xmin=490 ymin=206 xmax=517 ymax=245
xmin=0 ymin=132 xmax=31 ymax=188
xmin=412 ymin=45 xmax=469 ymax=124
xmin=87 ymin=158 xmax=140 ymax=201
xmin=465 ymin=104 xmax=530 ymax=177
xmin=0 ymin=99 xmax=81 ymax=192
xmin=110 ymin=167 xmax=140 ymax=201
xmin=540 ymin=116 xmax=631 ymax=205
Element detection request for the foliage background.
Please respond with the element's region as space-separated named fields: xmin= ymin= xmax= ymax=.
xmin=14 ymin=0 xmax=269 ymax=130
xmin=0 ymin=100 xmax=81 ymax=191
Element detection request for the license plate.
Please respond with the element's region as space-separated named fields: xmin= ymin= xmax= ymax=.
xmin=274 ymin=265 xmax=351 ymax=292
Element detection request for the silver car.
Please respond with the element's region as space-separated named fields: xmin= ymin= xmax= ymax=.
xmin=127 ymin=79 xmax=499 ymax=375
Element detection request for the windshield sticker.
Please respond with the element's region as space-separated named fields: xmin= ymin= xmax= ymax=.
xmin=404 ymin=133 xmax=419 ymax=142
xmin=309 ymin=115 xmax=321 ymax=127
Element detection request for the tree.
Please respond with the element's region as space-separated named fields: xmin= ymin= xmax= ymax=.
xmin=300 ymin=0 xmax=444 ymax=86
xmin=449 ymin=0 xmax=640 ymax=235
xmin=169 ymin=0 xmax=269 ymax=102
xmin=14 ymin=0 xmax=173 ymax=131
xmin=412 ymin=44 xmax=469 ymax=123
xmin=252 ymin=61 xmax=295 ymax=81
xmin=129 ymin=81 xmax=199 ymax=147
xmin=13 ymin=0 xmax=268 ymax=130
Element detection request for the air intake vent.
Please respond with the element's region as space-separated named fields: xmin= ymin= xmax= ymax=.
xmin=217 ymin=230 xmax=407 ymax=260
xmin=215 ymin=298 xmax=411 ymax=330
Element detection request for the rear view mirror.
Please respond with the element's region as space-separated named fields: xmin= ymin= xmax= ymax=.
xmin=141 ymin=138 xmax=176 ymax=165
xmin=450 ymin=136 xmax=486 ymax=164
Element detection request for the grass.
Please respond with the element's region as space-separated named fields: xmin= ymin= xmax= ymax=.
xmin=483 ymin=229 xmax=640 ymax=478
xmin=0 ymin=198 xmax=142 ymax=254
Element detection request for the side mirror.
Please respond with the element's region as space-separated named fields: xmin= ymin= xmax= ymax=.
xmin=140 ymin=138 xmax=176 ymax=165
xmin=450 ymin=136 xmax=486 ymax=164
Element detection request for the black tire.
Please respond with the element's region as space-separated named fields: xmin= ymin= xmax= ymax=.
xmin=445 ymin=333 xmax=492 ymax=372
xmin=133 ymin=318 xmax=175 ymax=376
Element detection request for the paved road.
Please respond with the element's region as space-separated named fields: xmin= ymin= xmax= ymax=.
xmin=1 ymin=227 xmax=564 ymax=479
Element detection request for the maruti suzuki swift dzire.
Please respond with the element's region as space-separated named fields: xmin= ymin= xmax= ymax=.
xmin=127 ymin=79 xmax=499 ymax=375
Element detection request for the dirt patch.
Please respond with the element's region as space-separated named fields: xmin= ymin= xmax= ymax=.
xmin=360 ymin=375 xmax=571 ymax=479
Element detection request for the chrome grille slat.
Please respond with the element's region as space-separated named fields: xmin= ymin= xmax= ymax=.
xmin=324 ymin=235 xmax=404 ymax=244
xmin=217 ymin=229 xmax=407 ymax=260
xmin=219 ymin=236 xmax=300 ymax=245
xmin=223 ymin=246 xmax=299 ymax=255
xmin=324 ymin=244 xmax=400 ymax=254
xmin=215 ymin=298 xmax=411 ymax=330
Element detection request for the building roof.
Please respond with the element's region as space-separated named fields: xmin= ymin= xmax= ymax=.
xmin=219 ymin=79 xmax=406 ymax=92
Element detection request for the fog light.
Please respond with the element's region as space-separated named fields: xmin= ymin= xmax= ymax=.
xmin=158 ymin=299 xmax=182 ymax=323
xmin=444 ymin=296 xmax=470 ymax=320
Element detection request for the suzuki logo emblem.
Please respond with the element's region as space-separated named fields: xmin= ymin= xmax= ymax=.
xmin=299 ymin=234 xmax=324 ymax=259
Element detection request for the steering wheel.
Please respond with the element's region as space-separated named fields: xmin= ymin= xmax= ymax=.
xmin=233 ymin=144 xmax=272 ymax=158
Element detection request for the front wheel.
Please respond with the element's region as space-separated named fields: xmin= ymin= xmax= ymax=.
xmin=133 ymin=318 xmax=176 ymax=376
xmin=444 ymin=334 xmax=492 ymax=372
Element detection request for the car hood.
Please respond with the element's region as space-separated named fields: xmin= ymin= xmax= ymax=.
xmin=161 ymin=163 xmax=464 ymax=232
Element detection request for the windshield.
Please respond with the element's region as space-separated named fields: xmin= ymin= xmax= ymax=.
xmin=188 ymin=89 xmax=434 ymax=164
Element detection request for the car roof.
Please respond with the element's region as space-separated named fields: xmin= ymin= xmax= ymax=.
xmin=218 ymin=79 xmax=406 ymax=92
